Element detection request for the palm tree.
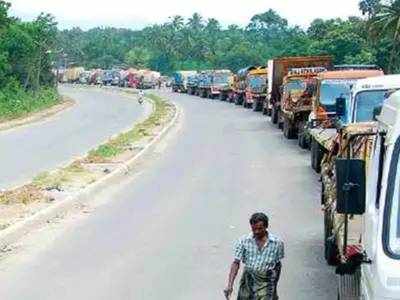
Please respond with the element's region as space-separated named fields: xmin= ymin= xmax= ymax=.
xmin=370 ymin=0 xmax=400 ymax=72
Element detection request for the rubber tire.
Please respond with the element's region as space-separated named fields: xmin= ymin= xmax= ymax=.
xmin=298 ymin=121 xmax=309 ymax=149
xmin=271 ymin=105 xmax=278 ymax=124
xmin=277 ymin=110 xmax=283 ymax=129
xmin=283 ymin=117 xmax=296 ymax=139
xmin=253 ymin=99 xmax=260 ymax=112
xmin=311 ymin=138 xmax=323 ymax=173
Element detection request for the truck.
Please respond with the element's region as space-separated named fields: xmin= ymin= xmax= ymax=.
xmin=187 ymin=74 xmax=199 ymax=95
xmin=243 ymin=66 xmax=268 ymax=111
xmin=265 ymin=56 xmax=333 ymax=128
xmin=233 ymin=67 xmax=252 ymax=105
xmin=65 ymin=66 xmax=85 ymax=83
xmin=319 ymin=81 xmax=400 ymax=299
xmin=308 ymin=68 xmax=384 ymax=172
xmin=280 ymin=67 xmax=329 ymax=140
xmin=197 ymin=70 xmax=232 ymax=99
xmin=172 ymin=71 xmax=197 ymax=93
xmin=218 ymin=74 xmax=235 ymax=101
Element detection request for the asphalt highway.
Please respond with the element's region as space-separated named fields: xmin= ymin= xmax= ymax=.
xmin=0 ymin=85 xmax=149 ymax=189
xmin=0 ymin=90 xmax=336 ymax=299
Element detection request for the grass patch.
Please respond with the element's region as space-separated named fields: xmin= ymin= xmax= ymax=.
xmin=0 ymin=184 xmax=46 ymax=205
xmin=0 ymin=84 xmax=60 ymax=122
xmin=86 ymin=93 xmax=173 ymax=162
xmin=32 ymin=162 xmax=95 ymax=191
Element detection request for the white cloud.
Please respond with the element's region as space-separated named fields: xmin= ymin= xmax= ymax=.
xmin=8 ymin=0 xmax=362 ymax=29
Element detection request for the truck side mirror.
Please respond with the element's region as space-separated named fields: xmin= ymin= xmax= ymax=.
xmin=336 ymin=97 xmax=346 ymax=117
xmin=335 ymin=159 xmax=366 ymax=215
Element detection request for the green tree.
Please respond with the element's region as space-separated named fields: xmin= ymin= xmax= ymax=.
xmin=125 ymin=47 xmax=151 ymax=68
xmin=369 ymin=0 xmax=400 ymax=72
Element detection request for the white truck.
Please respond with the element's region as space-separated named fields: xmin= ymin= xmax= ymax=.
xmin=319 ymin=76 xmax=400 ymax=299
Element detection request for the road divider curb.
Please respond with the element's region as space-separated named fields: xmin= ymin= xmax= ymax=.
xmin=0 ymin=91 xmax=180 ymax=250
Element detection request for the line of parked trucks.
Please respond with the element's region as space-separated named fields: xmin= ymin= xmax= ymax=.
xmin=173 ymin=58 xmax=400 ymax=300
xmin=57 ymin=67 xmax=164 ymax=89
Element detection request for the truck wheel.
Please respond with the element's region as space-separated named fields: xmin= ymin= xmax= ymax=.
xmin=253 ymin=99 xmax=259 ymax=111
xmin=277 ymin=110 xmax=283 ymax=129
xmin=271 ymin=105 xmax=278 ymax=124
xmin=262 ymin=107 xmax=268 ymax=115
xmin=283 ymin=117 xmax=296 ymax=139
xmin=208 ymin=91 xmax=214 ymax=99
xmin=298 ymin=121 xmax=309 ymax=149
xmin=311 ymin=138 xmax=323 ymax=173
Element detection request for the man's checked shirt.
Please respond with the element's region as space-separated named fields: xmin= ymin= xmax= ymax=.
xmin=234 ymin=232 xmax=284 ymax=272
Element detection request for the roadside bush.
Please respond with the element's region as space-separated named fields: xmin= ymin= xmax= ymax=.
xmin=0 ymin=81 xmax=59 ymax=121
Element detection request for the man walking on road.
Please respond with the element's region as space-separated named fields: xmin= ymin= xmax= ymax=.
xmin=224 ymin=213 xmax=284 ymax=300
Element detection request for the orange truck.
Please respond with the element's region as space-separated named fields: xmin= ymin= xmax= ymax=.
xmin=308 ymin=67 xmax=384 ymax=173
xmin=281 ymin=67 xmax=329 ymax=140
xmin=265 ymin=56 xmax=333 ymax=128
xmin=244 ymin=66 xmax=268 ymax=111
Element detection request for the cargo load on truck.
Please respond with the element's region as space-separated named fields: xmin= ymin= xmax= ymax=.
xmin=266 ymin=56 xmax=333 ymax=128
xmin=244 ymin=66 xmax=268 ymax=111
xmin=280 ymin=67 xmax=328 ymax=141
xmin=233 ymin=67 xmax=253 ymax=105
xmin=319 ymin=87 xmax=400 ymax=299
xmin=187 ymin=74 xmax=199 ymax=95
xmin=172 ymin=71 xmax=197 ymax=93
xmin=65 ymin=66 xmax=85 ymax=83
xmin=198 ymin=70 xmax=232 ymax=99
xmin=308 ymin=68 xmax=384 ymax=173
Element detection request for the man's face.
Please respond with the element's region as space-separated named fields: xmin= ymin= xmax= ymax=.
xmin=251 ymin=221 xmax=267 ymax=239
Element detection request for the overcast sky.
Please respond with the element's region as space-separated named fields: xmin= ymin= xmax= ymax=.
xmin=9 ymin=0 xmax=363 ymax=30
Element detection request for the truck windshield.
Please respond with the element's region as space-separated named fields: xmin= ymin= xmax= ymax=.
xmin=320 ymin=79 xmax=353 ymax=112
xmin=386 ymin=145 xmax=400 ymax=258
xmin=285 ymin=80 xmax=306 ymax=93
xmin=213 ymin=74 xmax=229 ymax=84
xmin=248 ymin=75 xmax=267 ymax=89
xmin=354 ymin=90 xmax=389 ymax=122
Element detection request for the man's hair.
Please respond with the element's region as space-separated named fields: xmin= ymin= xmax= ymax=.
xmin=249 ymin=212 xmax=269 ymax=228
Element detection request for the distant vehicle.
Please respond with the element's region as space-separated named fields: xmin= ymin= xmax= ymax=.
xmin=110 ymin=70 xmax=122 ymax=86
xmin=244 ymin=66 xmax=268 ymax=110
xmin=197 ymin=70 xmax=232 ymax=99
xmin=65 ymin=66 xmax=85 ymax=83
xmin=102 ymin=70 xmax=114 ymax=85
xmin=79 ymin=71 xmax=91 ymax=84
xmin=172 ymin=71 xmax=197 ymax=93
xmin=187 ymin=74 xmax=199 ymax=95
xmin=233 ymin=67 xmax=252 ymax=105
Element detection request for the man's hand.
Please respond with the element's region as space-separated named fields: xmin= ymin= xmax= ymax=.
xmin=223 ymin=286 xmax=233 ymax=299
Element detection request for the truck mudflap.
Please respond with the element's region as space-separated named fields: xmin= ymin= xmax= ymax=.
xmin=337 ymin=269 xmax=362 ymax=300
xmin=336 ymin=245 xmax=365 ymax=299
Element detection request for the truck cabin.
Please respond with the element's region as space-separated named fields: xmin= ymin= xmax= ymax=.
xmin=212 ymin=71 xmax=232 ymax=86
xmin=336 ymin=91 xmax=400 ymax=299
xmin=348 ymin=74 xmax=400 ymax=124
xmin=282 ymin=67 xmax=326 ymax=110
xmin=247 ymin=67 xmax=268 ymax=94
xmin=312 ymin=69 xmax=384 ymax=127
xmin=236 ymin=66 xmax=254 ymax=93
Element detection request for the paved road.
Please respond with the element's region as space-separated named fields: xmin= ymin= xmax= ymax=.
xmin=0 ymin=85 xmax=150 ymax=189
xmin=0 ymin=90 xmax=336 ymax=299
